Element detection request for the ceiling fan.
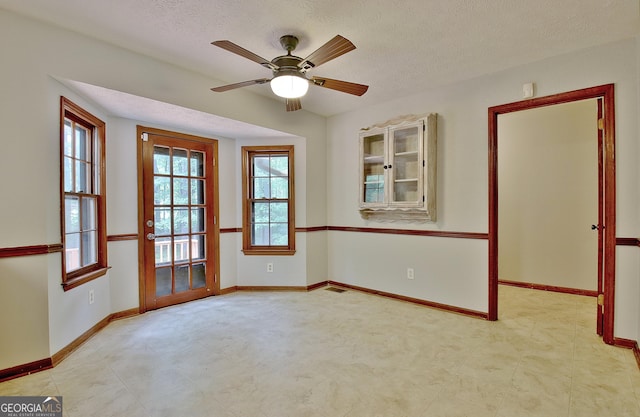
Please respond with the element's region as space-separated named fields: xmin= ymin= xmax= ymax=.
xmin=210 ymin=34 xmax=369 ymax=112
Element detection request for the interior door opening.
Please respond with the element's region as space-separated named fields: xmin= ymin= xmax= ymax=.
xmin=488 ymin=84 xmax=615 ymax=344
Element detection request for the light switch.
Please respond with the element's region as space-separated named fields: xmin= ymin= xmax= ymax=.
xmin=523 ymin=82 xmax=535 ymax=99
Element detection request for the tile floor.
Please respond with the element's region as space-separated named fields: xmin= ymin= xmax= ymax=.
xmin=1 ymin=285 xmax=639 ymax=417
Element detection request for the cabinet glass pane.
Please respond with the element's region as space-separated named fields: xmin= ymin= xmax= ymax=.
xmin=363 ymin=134 xmax=385 ymax=157
xmin=362 ymin=133 xmax=385 ymax=204
xmin=393 ymin=157 xmax=418 ymax=181
xmin=364 ymin=183 xmax=384 ymax=203
xmin=393 ymin=127 xmax=419 ymax=154
xmin=393 ymin=181 xmax=419 ymax=202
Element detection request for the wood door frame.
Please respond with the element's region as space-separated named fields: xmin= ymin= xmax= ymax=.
xmin=136 ymin=126 xmax=221 ymax=313
xmin=487 ymin=84 xmax=616 ymax=344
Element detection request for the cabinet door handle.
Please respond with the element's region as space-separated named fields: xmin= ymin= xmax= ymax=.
xmin=383 ymin=165 xmax=388 ymax=169
xmin=388 ymin=164 xmax=392 ymax=168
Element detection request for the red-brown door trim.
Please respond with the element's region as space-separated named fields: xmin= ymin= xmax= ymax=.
xmin=487 ymin=84 xmax=616 ymax=344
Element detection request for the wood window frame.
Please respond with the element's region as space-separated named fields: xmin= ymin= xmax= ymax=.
xmin=241 ymin=145 xmax=295 ymax=255
xmin=60 ymin=97 xmax=108 ymax=291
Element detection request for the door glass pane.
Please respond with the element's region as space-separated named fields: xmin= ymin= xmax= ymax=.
xmin=175 ymin=264 xmax=189 ymax=292
xmin=190 ymin=151 xmax=204 ymax=177
xmin=192 ymin=263 xmax=206 ymax=289
xmin=191 ymin=235 xmax=205 ymax=261
xmin=154 ymin=208 xmax=171 ymax=235
xmin=191 ymin=208 xmax=205 ymax=233
xmin=173 ymin=208 xmax=189 ymax=235
xmin=173 ymin=149 xmax=188 ymax=176
xmin=153 ymin=147 xmax=171 ymax=175
xmin=173 ymin=178 xmax=189 ymax=204
xmin=174 ymin=236 xmax=190 ymax=263
xmin=156 ymin=267 xmax=172 ymax=297
xmin=155 ymin=237 xmax=172 ymax=266
xmin=154 ymin=177 xmax=171 ymax=205
xmin=191 ymin=179 xmax=205 ymax=204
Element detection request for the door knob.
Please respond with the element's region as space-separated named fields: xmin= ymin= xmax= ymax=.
xmin=146 ymin=233 xmax=156 ymax=241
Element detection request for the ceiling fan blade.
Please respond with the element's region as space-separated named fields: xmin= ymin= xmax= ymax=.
xmin=311 ymin=77 xmax=369 ymax=96
xmin=212 ymin=40 xmax=277 ymax=70
xmin=298 ymin=35 xmax=356 ymax=71
xmin=285 ymin=98 xmax=302 ymax=112
xmin=211 ymin=78 xmax=271 ymax=92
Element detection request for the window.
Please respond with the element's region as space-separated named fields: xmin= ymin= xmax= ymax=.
xmin=60 ymin=97 xmax=107 ymax=290
xmin=241 ymin=145 xmax=295 ymax=255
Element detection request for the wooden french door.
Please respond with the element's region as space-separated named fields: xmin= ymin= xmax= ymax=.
xmin=138 ymin=127 xmax=219 ymax=311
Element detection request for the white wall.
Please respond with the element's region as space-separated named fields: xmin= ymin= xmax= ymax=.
xmin=498 ymin=100 xmax=598 ymax=290
xmin=326 ymin=38 xmax=639 ymax=340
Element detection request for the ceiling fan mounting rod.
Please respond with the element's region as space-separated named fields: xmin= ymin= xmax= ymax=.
xmin=279 ymin=35 xmax=299 ymax=54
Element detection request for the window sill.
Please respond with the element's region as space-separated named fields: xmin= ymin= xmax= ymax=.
xmin=62 ymin=266 xmax=110 ymax=292
xmin=242 ymin=249 xmax=296 ymax=256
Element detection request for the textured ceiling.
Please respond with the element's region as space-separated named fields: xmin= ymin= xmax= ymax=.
xmin=1 ymin=0 xmax=639 ymax=118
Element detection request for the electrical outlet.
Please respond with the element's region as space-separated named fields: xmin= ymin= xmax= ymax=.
xmin=267 ymin=262 xmax=274 ymax=273
xmin=407 ymin=268 xmax=414 ymax=280
xmin=88 ymin=289 xmax=95 ymax=304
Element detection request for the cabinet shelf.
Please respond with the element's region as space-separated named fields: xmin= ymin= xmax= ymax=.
xmin=394 ymin=151 xmax=419 ymax=157
xmin=394 ymin=178 xmax=418 ymax=183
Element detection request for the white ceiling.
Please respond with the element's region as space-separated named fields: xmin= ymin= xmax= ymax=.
xmin=2 ymin=0 xmax=639 ymax=119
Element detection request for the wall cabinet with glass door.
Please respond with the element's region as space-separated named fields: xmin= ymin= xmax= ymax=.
xmin=359 ymin=113 xmax=437 ymax=221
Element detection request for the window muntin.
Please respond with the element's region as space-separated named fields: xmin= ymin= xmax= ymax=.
xmin=60 ymin=97 xmax=107 ymax=289
xmin=242 ymin=146 xmax=295 ymax=255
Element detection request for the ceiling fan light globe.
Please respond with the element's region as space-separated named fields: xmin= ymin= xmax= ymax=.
xmin=270 ymin=74 xmax=309 ymax=98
